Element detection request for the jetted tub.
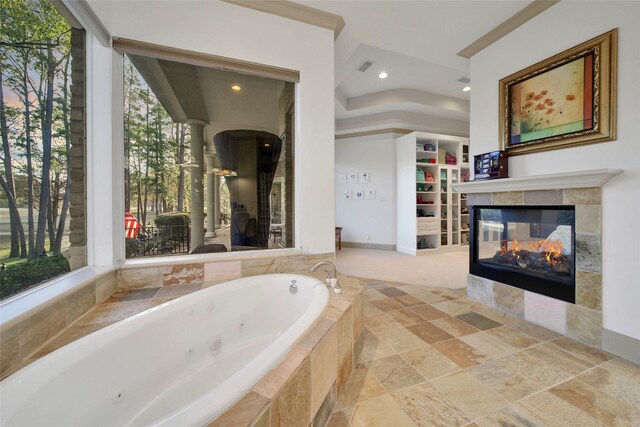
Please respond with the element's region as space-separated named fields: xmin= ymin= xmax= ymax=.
xmin=0 ymin=274 xmax=329 ymax=426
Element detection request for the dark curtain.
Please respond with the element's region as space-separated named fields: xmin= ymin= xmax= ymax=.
xmin=214 ymin=130 xmax=282 ymax=248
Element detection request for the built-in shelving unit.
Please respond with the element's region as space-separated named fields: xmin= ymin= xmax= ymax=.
xmin=396 ymin=132 xmax=469 ymax=255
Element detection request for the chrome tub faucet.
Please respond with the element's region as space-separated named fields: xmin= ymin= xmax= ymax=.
xmin=308 ymin=262 xmax=341 ymax=295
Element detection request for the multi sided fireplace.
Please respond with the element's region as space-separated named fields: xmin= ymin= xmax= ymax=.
xmin=470 ymin=205 xmax=576 ymax=303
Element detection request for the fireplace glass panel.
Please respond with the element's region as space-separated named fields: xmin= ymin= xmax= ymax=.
xmin=476 ymin=207 xmax=575 ymax=285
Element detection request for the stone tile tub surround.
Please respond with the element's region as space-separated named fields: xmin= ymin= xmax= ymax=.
xmin=0 ymin=271 xmax=117 ymax=379
xmin=211 ymin=276 xmax=364 ymax=427
xmin=2 ymin=272 xmax=360 ymax=426
xmin=1 ymin=251 xmax=360 ymax=426
xmin=2 ymin=270 xmax=363 ymax=427
xmin=0 ymin=252 xmax=332 ymax=381
xmin=466 ymin=188 xmax=604 ymax=350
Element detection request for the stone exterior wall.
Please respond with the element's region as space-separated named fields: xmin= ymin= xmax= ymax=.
xmin=466 ymin=188 xmax=603 ymax=349
xmin=68 ymin=28 xmax=86 ymax=270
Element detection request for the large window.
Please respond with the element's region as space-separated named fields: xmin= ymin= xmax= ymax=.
xmin=0 ymin=0 xmax=85 ymax=301
xmin=122 ymin=50 xmax=295 ymax=258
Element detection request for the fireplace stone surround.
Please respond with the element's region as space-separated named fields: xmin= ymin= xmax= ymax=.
xmin=454 ymin=169 xmax=622 ymax=351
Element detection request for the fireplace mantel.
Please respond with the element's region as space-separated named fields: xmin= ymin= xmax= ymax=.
xmin=453 ymin=169 xmax=622 ymax=194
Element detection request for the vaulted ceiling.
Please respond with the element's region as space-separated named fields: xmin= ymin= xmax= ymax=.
xmin=298 ymin=0 xmax=536 ymax=136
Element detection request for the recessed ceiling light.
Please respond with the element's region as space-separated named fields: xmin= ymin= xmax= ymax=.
xmin=231 ymin=85 xmax=242 ymax=91
xmin=378 ymin=72 xmax=388 ymax=79
xmin=463 ymin=86 xmax=471 ymax=92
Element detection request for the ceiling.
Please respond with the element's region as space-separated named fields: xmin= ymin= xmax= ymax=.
xmin=127 ymin=53 xmax=286 ymax=138
xmin=297 ymin=0 xmax=531 ymax=136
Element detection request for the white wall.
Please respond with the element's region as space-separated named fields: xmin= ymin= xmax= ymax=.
xmin=87 ymin=0 xmax=335 ymax=255
xmin=470 ymin=1 xmax=640 ymax=341
xmin=335 ymin=133 xmax=398 ymax=247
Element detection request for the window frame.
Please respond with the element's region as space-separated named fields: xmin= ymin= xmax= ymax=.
xmin=0 ymin=3 xmax=114 ymax=322
xmin=114 ymin=40 xmax=301 ymax=263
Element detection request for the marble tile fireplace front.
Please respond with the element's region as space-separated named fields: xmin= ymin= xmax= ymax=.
xmin=455 ymin=169 xmax=622 ymax=351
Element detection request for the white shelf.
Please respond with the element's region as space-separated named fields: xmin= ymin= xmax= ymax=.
xmin=397 ymin=131 xmax=469 ymax=255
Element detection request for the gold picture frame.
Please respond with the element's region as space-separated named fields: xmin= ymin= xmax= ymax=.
xmin=499 ymin=29 xmax=617 ymax=155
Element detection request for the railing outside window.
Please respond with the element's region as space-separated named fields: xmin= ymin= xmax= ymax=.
xmin=125 ymin=225 xmax=190 ymax=258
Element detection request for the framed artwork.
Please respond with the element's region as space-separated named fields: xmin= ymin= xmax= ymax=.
xmin=344 ymin=190 xmax=352 ymax=200
xmin=355 ymin=190 xmax=364 ymax=200
xmin=348 ymin=173 xmax=358 ymax=184
xmin=360 ymin=172 xmax=370 ymax=183
xmin=499 ymin=29 xmax=617 ymax=155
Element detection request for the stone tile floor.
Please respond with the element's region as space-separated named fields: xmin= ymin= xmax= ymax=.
xmin=327 ymin=279 xmax=640 ymax=427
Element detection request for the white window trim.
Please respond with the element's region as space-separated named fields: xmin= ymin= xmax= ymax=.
xmin=0 ymin=15 xmax=117 ymax=328
xmin=113 ymin=46 xmax=303 ymax=262
xmin=60 ymin=0 xmax=111 ymax=47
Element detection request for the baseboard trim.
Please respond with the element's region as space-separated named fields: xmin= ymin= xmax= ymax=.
xmin=341 ymin=242 xmax=396 ymax=251
xmin=602 ymin=328 xmax=640 ymax=364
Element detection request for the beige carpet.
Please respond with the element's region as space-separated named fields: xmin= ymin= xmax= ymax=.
xmin=335 ymin=247 xmax=469 ymax=289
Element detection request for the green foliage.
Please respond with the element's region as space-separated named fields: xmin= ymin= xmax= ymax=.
xmin=0 ymin=253 xmax=70 ymax=300
xmin=154 ymin=212 xmax=190 ymax=246
xmin=154 ymin=212 xmax=190 ymax=227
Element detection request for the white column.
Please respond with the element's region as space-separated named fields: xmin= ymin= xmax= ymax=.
xmin=214 ymin=173 xmax=221 ymax=229
xmin=205 ymin=155 xmax=216 ymax=238
xmin=188 ymin=120 xmax=206 ymax=249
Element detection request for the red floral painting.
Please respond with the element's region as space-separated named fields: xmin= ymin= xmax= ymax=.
xmin=509 ymin=53 xmax=594 ymax=145
xmin=499 ymin=29 xmax=617 ymax=155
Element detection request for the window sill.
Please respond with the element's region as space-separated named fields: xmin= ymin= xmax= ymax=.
xmin=120 ymin=247 xmax=302 ymax=269
xmin=0 ymin=265 xmax=117 ymax=329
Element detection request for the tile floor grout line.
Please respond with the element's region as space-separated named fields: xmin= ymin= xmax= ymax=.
xmin=546 ymin=337 xmax=618 ymax=365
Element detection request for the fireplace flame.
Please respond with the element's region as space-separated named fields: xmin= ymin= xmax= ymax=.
xmin=540 ymin=239 xmax=564 ymax=265
xmin=500 ymin=239 xmax=565 ymax=266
